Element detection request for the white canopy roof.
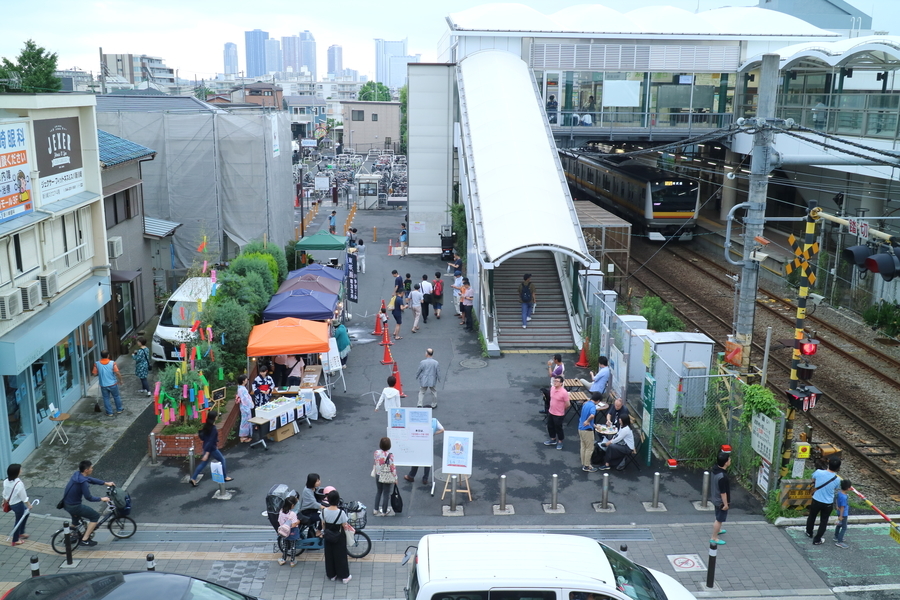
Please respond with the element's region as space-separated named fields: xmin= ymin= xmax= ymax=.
xmin=742 ymin=36 xmax=900 ymax=70
xmin=448 ymin=3 xmax=837 ymax=38
xmin=456 ymin=50 xmax=591 ymax=267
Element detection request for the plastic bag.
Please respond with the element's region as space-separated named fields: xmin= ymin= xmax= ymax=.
xmin=318 ymin=389 xmax=336 ymax=420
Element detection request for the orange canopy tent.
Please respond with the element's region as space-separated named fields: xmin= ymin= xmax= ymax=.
xmin=246 ymin=317 xmax=330 ymax=357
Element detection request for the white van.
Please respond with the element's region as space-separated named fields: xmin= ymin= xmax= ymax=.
xmin=151 ymin=277 xmax=213 ymax=362
xmin=405 ymin=533 xmax=697 ymax=600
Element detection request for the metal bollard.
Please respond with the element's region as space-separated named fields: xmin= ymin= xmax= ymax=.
xmin=499 ymin=475 xmax=507 ymax=511
xmin=146 ymin=553 xmax=156 ymax=571
xmin=652 ymin=472 xmax=661 ymax=508
xmin=63 ymin=522 xmax=74 ymax=566
xmin=551 ymin=474 xmax=559 ymax=510
xmin=706 ymin=540 xmax=718 ymax=588
xmin=150 ymin=432 xmax=158 ymax=465
xmin=619 ymin=544 xmax=628 ymax=559
xmin=450 ymin=475 xmax=458 ymax=511
xmin=30 ymin=555 xmax=40 ymax=577
xmin=601 ymin=473 xmax=610 ymax=509
xmin=188 ymin=444 xmax=195 ymax=478
xmin=701 ymin=471 xmax=710 ymax=509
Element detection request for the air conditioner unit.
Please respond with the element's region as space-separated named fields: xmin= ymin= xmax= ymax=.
xmin=38 ymin=270 xmax=59 ymax=298
xmin=107 ymin=236 xmax=124 ymax=259
xmin=0 ymin=288 xmax=23 ymax=320
xmin=19 ymin=281 xmax=42 ymax=311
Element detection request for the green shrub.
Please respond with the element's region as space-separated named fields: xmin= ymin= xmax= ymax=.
xmin=202 ymin=298 xmax=253 ymax=380
xmin=739 ymin=383 xmax=780 ymax=427
xmin=216 ymin=271 xmax=269 ymax=320
xmin=243 ymin=240 xmax=288 ymax=283
xmin=229 ymin=253 xmax=276 ymax=295
xmin=284 ymin=240 xmax=299 ymax=272
xmin=639 ymin=296 xmax=684 ymax=331
xmin=450 ymin=203 xmax=467 ymax=268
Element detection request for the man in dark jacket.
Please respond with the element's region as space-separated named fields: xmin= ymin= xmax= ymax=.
xmin=62 ymin=460 xmax=114 ymax=546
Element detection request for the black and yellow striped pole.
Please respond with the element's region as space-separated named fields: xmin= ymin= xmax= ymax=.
xmin=779 ymin=199 xmax=819 ymax=478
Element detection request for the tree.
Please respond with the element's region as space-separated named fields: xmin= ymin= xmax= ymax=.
xmin=358 ymin=81 xmax=391 ymax=102
xmin=399 ymin=84 xmax=408 ymax=154
xmin=0 ymin=40 xmax=61 ymax=93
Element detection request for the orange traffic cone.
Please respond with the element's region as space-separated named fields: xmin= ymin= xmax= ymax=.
xmin=381 ymin=344 xmax=395 ymax=365
xmin=391 ymin=361 xmax=407 ymax=398
xmin=372 ymin=311 xmax=383 ymax=335
xmin=380 ymin=326 xmax=392 ymax=346
xmin=388 ymin=239 xmax=394 ymax=256
xmin=575 ymin=337 xmax=590 ymax=368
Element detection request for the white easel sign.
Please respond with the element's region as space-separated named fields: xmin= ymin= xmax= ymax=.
xmin=441 ymin=430 xmax=473 ymax=475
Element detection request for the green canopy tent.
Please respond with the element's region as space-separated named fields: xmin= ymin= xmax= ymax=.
xmin=294 ymin=230 xmax=348 ymax=268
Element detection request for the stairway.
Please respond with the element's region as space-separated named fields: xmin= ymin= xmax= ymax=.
xmin=494 ymin=252 xmax=576 ymax=350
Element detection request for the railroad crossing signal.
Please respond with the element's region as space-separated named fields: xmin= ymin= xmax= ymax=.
xmin=785 ymin=234 xmax=819 ymax=285
xmin=844 ymin=244 xmax=900 ymax=281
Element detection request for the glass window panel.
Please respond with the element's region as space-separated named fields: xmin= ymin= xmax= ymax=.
xmin=33 ymin=356 xmax=50 ymax=425
xmin=5 ymin=373 xmax=31 ymax=452
xmin=57 ymin=333 xmax=77 ymax=397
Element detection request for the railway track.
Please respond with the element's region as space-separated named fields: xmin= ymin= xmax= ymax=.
xmin=626 ymin=246 xmax=900 ymax=494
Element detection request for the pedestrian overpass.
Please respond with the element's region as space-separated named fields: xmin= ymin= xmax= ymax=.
xmin=455 ymin=50 xmax=599 ymax=353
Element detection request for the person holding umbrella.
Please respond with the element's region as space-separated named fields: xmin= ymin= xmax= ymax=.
xmin=3 ymin=464 xmax=32 ymax=546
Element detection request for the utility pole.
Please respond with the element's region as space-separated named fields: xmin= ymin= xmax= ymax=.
xmin=734 ymin=54 xmax=779 ymax=374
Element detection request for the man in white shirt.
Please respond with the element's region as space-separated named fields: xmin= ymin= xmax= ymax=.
xmin=420 ymin=275 xmax=434 ymax=324
xmin=408 ymin=284 xmax=424 ymax=333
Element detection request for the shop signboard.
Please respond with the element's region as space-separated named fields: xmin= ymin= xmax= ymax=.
xmin=33 ymin=117 xmax=84 ymax=202
xmin=0 ymin=121 xmax=34 ymax=225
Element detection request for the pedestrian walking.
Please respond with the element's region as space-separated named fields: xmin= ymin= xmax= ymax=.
xmin=92 ymin=350 xmax=124 ymax=416
xmin=833 ymin=479 xmax=851 ymax=548
xmin=251 ymin=364 xmax=275 ymax=407
xmin=709 ymin=451 xmax=731 ymax=545
xmin=416 ymin=348 xmax=441 ymax=408
xmin=373 ymin=437 xmax=397 ymax=517
xmin=404 ymin=417 xmax=444 ymax=485
xmin=461 ymin=278 xmax=475 ymax=332
xmin=356 ymin=239 xmax=366 ymax=273
xmin=392 ymin=269 xmax=403 ymax=296
xmin=404 ymin=273 xmax=412 ymax=299
xmin=131 ymin=338 xmax=152 ymax=396
xmin=322 ymin=489 xmax=351 ymax=583
xmin=3 ymin=464 xmax=31 ymax=546
xmin=329 ymin=210 xmax=337 ymax=234
xmin=189 ymin=411 xmax=234 ymax=486
xmin=390 ymin=291 xmax=407 ymax=340
xmin=236 ymin=374 xmax=254 ymax=443
xmin=580 ymin=356 xmax=610 ymax=401
xmin=451 ymin=270 xmax=463 ymax=317
xmin=579 ymin=394 xmax=603 ymax=472
xmin=375 ymin=376 xmax=402 ymax=412
xmin=543 ymin=376 xmax=569 ymax=450
xmin=518 ymin=274 xmax=536 ymax=329
xmin=806 ymin=457 xmax=842 ymax=545
xmin=409 ymin=284 xmax=424 ymax=333
xmin=277 ymin=495 xmax=301 ymax=567
xmin=431 ymin=272 xmax=444 ymax=319
xmin=399 ymin=223 xmax=408 ymax=258
xmin=420 ymin=275 xmax=433 ymax=323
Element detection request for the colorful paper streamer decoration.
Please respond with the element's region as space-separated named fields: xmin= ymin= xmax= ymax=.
xmin=202 ymin=260 xmax=208 ymax=274
xmin=183 ymin=384 xmax=188 ymax=398
xmin=218 ymin=368 xmax=224 ymax=380
xmin=211 ymin=283 xmax=217 ymax=297
xmin=211 ymin=269 xmax=217 ymax=283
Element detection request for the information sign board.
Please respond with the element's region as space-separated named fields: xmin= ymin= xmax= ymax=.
xmin=441 ymin=430 xmax=473 ymax=475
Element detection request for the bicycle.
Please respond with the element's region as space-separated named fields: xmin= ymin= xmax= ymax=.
xmin=269 ymin=494 xmax=371 ymax=559
xmin=50 ymin=486 xmax=136 ymax=554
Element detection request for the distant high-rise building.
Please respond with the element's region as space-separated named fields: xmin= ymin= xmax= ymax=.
xmin=101 ymin=53 xmax=176 ymax=85
xmin=300 ymin=30 xmax=317 ymax=81
xmin=375 ymin=39 xmax=417 ymax=88
xmin=282 ymin=35 xmax=301 ymax=73
xmin=224 ymin=42 xmax=238 ymax=75
xmin=245 ymin=29 xmax=269 ymax=77
xmin=327 ymin=45 xmax=343 ymax=76
xmin=265 ymin=38 xmax=283 ymax=73
xmin=342 ymin=68 xmax=358 ymax=81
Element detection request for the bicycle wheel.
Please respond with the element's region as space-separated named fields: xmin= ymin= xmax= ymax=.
xmin=50 ymin=528 xmax=82 ymax=555
xmin=108 ymin=516 xmax=137 ymax=539
xmin=346 ymin=530 xmax=371 ymax=559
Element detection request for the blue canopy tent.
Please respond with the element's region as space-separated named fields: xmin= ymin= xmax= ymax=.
xmin=287 ymin=264 xmax=344 ymax=282
xmin=262 ymin=289 xmax=339 ymax=322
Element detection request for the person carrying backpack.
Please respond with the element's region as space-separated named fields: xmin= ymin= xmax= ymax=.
xmin=431 ymin=272 xmax=444 ymax=319
xmin=518 ymin=274 xmax=536 ymax=329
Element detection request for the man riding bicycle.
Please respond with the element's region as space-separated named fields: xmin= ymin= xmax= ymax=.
xmin=62 ymin=460 xmax=115 ymax=546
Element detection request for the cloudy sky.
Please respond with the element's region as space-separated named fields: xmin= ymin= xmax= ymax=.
xmin=0 ymin=0 xmax=895 ymax=83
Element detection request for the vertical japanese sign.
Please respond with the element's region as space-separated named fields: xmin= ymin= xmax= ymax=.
xmin=641 ymin=373 xmax=656 ymax=466
xmin=33 ymin=117 xmax=84 ymax=202
xmin=0 ymin=121 xmax=34 ymax=225
xmin=346 ymin=252 xmax=358 ymax=303
xmin=270 ymin=114 xmax=281 ymax=157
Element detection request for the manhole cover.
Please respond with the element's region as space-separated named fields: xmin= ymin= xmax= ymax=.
xmin=460 ymin=359 xmax=488 ymax=369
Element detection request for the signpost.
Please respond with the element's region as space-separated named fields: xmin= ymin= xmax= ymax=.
xmin=751 ymin=412 xmax=777 ymax=461
xmin=641 ymin=374 xmax=655 ymax=466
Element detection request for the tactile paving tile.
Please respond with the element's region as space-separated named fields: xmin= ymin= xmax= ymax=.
xmin=208 ymin=561 xmax=269 ymax=596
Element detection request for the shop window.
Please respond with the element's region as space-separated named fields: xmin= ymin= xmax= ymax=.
xmin=32 ymin=356 xmax=49 ymax=426
xmin=57 ymin=334 xmax=77 ymax=397
xmin=5 ymin=373 xmax=30 ymax=452
xmin=351 ymin=110 xmax=364 ymax=121
xmin=12 ymin=228 xmax=39 ymax=275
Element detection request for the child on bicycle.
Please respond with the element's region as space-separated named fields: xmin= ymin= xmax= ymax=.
xmin=278 ymin=496 xmax=301 ymax=567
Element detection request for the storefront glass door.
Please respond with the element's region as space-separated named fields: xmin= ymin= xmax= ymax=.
xmin=5 ymin=370 xmax=34 ymax=463
xmin=33 ymin=350 xmax=56 ymax=440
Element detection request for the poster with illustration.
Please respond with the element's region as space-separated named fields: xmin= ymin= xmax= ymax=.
xmin=390 ymin=407 xmax=407 ymax=429
xmin=441 ymin=431 xmax=473 ymax=475
xmin=0 ymin=121 xmax=34 ymax=225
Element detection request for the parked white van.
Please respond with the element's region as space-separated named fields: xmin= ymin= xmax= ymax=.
xmin=405 ymin=533 xmax=697 ymax=600
xmin=151 ymin=277 xmax=213 ymax=363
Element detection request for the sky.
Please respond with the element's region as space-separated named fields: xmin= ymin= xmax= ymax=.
xmin=1 ymin=0 xmax=896 ymax=83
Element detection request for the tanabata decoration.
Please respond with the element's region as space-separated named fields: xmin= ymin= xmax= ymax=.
xmin=191 ymin=320 xmax=201 ymax=333
xmin=202 ymin=260 xmax=208 ymax=274
xmin=218 ymin=368 xmax=224 ymax=380
xmin=211 ymin=283 xmax=217 ymax=297
xmin=183 ymin=384 xmax=188 ymax=398
xmin=197 ymin=298 xmax=203 ymax=313
xmin=197 ymin=236 xmax=208 ymax=252
xmin=211 ymin=269 xmax=217 ymax=283
xmin=199 ymin=327 xmax=205 ymax=341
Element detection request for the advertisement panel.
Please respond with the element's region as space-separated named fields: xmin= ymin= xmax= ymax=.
xmin=33 ymin=116 xmax=84 ymax=202
xmin=0 ymin=121 xmax=34 ymax=225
